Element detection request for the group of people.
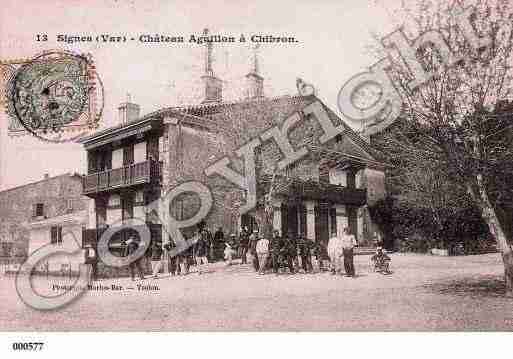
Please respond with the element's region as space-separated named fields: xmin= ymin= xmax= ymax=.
xmin=122 ymin=229 xmax=214 ymax=281
xmin=327 ymin=228 xmax=357 ymax=277
xmin=221 ymin=226 xmax=363 ymax=277
xmin=224 ymin=228 xmax=317 ymax=275
xmin=163 ymin=229 xmax=213 ymax=277
xmin=121 ymin=225 xmax=390 ymax=281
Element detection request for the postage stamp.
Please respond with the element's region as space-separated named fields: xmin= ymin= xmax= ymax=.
xmin=2 ymin=50 xmax=103 ymax=143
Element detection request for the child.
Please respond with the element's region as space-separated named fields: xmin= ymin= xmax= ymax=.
xmin=371 ymin=247 xmax=391 ymax=274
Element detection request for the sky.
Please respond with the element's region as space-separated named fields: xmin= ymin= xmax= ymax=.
xmin=0 ymin=0 xmax=402 ymax=191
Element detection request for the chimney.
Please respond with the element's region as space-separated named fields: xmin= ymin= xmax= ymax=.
xmin=245 ymin=44 xmax=264 ymax=99
xmin=118 ymin=93 xmax=140 ymax=125
xmin=43 ymin=173 xmax=49 ymax=180
xmin=201 ymin=28 xmax=222 ymax=104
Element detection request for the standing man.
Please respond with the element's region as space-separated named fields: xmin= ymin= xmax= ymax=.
xmin=248 ymin=229 xmax=260 ymax=272
xmin=255 ymin=233 xmax=270 ymax=275
xmin=150 ymin=241 xmax=163 ymax=279
xmin=164 ymin=239 xmax=179 ymax=276
xmin=84 ymin=245 xmax=99 ymax=281
xmin=327 ymin=230 xmax=343 ymax=275
xmin=214 ymin=226 xmax=224 ymax=261
xmin=269 ymin=230 xmax=281 ymax=274
xmin=179 ymin=236 xmax=192 ymax=276
xmin=341 ymin=227 xmax=357 ymax=277
xmin=239 ymin=227 xmax=250 ymax=265
xmin=281 ymin=232 xmax=295 ymax=274
xmin=297 ymin=234 xmax=313 ymax=273
xmin=204 ymin=227 xmax=214 ymax=262
xmin=194 ymin=231 xmax=209 ymax=275
xmin=124 ymin=236 xmax=145 ymax=281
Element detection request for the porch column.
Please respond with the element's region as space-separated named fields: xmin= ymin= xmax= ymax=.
xmin=357 ymin=207 xmax=364 ymax=243
xmin=334 ymin=204 xmax=347 ymax=237
xmin=297 ymin=206 xmax=302 ymax=236
xmin=157 ymin=193 xmax=169 ymax=274
xmin=87 ymin=199 xmax=96 ymax=229
xmin=106 ymin=194 xmax=122 ymax=226
xmin=305 ymin=201 xmax=316 ymax=241
xmin=236 ymin=215 xmax=242 ymax=232
xmin=272 ymin=199 xmax=282 ymax=234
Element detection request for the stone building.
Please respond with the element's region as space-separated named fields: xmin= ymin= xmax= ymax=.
xmin=79 ymin=37 xmax=387 ymax=259
xmin=0 ymin=173 xmax=89 ymax=271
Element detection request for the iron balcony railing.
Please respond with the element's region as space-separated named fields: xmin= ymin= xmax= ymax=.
xmin=83 ymin=159 xmax=162 ymax=195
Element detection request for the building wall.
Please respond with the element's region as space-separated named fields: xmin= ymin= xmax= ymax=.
xmin=28 ymin=223 xmax=85 ymax=272
xmin=0 ymin=174 xmax=89 ymax=261
xmin=160 ymin=98 xmax=386 ymax=238
xmin=163 ymin=121 xmax=235 ymax=235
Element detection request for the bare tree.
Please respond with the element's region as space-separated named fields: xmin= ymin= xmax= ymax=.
xmin=372 ymin=0 xmax=513 ymax=295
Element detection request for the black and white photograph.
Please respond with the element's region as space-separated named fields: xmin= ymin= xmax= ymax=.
xmin=0 ymin=0 xmax=512 ymax=357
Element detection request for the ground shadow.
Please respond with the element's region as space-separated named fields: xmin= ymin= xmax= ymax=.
xmin=423 ymin=275 xmax=508 ymax=298
xmin=350 ymin=273 xmax=368 ymax=278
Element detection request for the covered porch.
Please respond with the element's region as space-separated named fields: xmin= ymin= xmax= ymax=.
xmin=267 ymin=179 xmax=368 ymax=246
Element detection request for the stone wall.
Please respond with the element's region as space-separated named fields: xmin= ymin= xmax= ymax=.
xmin=160 ymin=96 xmax=386 ymax=237
xmin=0 ymin=173 xmax=89 ymax=260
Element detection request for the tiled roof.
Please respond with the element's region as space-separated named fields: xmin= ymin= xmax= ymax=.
xmin=79 ymin=94 xmax=385 ymax=163
xmin=0 ymin=172 xmax=83 ymax=194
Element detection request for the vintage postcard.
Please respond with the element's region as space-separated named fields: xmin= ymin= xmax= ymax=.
xmin=0 ymin=0 xmax=512 ymax=353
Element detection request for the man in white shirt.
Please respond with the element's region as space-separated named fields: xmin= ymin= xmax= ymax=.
xmin=224 ymin=233 xmax=236 ymax=266
xmin=327 ymin=230 xmax=343 ymax=275
xmin=255 ymin=234 xmax=270 ymax=275
xmin=341 ymin=227 xmax=357 ymax=277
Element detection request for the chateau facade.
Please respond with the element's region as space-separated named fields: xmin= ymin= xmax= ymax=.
xmin=79 ymin=37 xmax=387 ymax=258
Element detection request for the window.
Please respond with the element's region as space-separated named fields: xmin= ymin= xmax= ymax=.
xmin=66 ymin=199 xmax=73 ymax=212
xmin=319 ymin=164 xmax=330 ymax=183
xmin=123 ymin=145 xmax=134 ymax=166
xmin=121 ymin=193 xmax=134 ymax=220
xmin=33 ymin=203 xmax=44 ymax=217
xmin=50 ymin=226 xmax=63 ymax=245
xmin=329 ymin=168 xmax=347 ymax=186
xmin=135 ymin=190 xmax=144 ymax=204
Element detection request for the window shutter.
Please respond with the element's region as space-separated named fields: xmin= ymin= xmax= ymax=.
xmin=347 ymin=170 xmax=356 ymax=189
xmin=87 ymin=153 xmax=97 ymax=174
xmin=123 ymin=145 xmax=134 ymax=166
xmin=106 ymin=151 xmax=112 ymax=170
xmin=51 ymin=226 xmax=57 ymax=244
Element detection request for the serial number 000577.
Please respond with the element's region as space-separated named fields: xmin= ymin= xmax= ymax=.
xmin=12 ymin=342 xmax=44 ymax=351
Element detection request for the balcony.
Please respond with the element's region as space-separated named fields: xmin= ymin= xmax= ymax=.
xmin=83 ymin=160 xmax=162 ymax=196
xmin=275 ymin=179 xmax=367 ymax=206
